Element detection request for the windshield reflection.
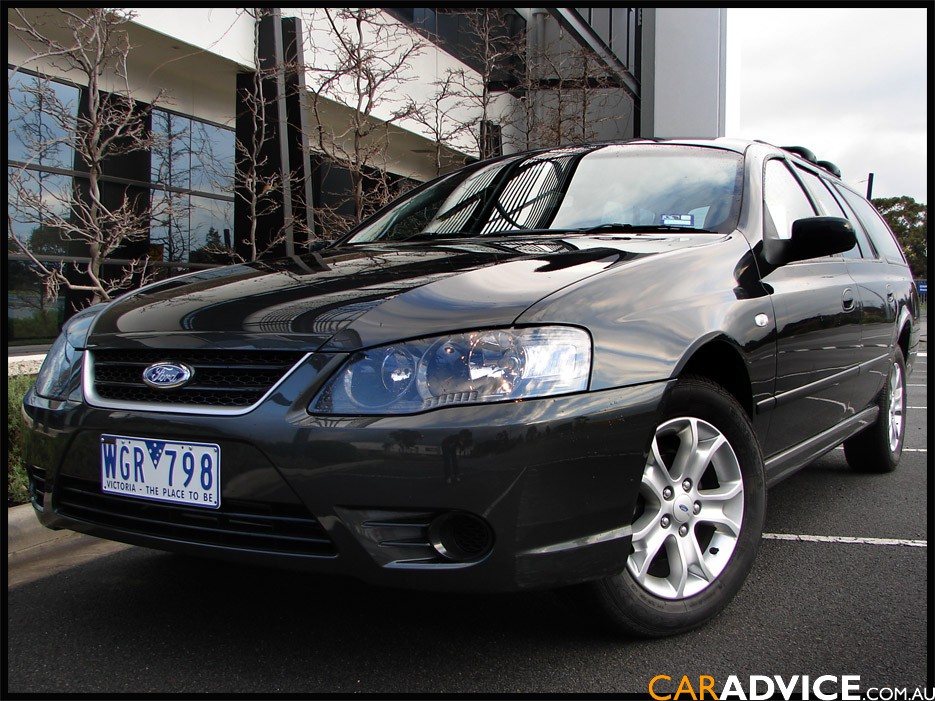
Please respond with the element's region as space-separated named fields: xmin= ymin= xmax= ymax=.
xmin=345 ymin=144 xmax=744 ymax=244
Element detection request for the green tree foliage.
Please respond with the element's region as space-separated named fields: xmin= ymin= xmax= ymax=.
xmin=872 ymin=196 xmax=928 ymax=281
xmin=7 ymin=374 xmax=36 ymax=506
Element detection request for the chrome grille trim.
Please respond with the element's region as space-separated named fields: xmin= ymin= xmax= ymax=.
xmin=83 ymin=350 xmax=312 ymax=416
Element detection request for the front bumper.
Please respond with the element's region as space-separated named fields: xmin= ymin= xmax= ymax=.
xmin=23 ymin=357 xmax=671 ymax=592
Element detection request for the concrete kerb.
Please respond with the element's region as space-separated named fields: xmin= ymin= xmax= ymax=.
xmin=8 ymin=354 xmax=45 ymax=377
xmin=7 ymin=503 xmax=78 ymax=555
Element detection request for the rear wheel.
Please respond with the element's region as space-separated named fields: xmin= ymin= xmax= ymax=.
xmin=568 ymin=376 xmax=765 ymax=637
xmin=843 ymin=348 xmax=906 ymax=473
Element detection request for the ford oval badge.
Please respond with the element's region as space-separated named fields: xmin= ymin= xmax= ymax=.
xmin=142 ymin=362 xmax=194 ymax=389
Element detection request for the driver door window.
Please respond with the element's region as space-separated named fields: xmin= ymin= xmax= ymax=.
xmin=763 ymin=159 xmax=817 ymax=240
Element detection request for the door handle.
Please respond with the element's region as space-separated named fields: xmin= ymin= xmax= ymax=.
xmin=842 ymin=288 xmax=856 ymax=312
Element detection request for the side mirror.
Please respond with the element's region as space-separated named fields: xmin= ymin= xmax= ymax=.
xmin=764 ymin=216 xmax=857 ymax=267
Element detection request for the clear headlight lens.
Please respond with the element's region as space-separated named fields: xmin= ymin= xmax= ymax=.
xmin=34 ymin=305 xmax=102 ymax=401
xmin=311 ymin=326 xmax=591 ymax=415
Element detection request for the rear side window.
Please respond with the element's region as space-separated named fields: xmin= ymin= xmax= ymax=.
xmin=796 ymin=167 xmax=845 ymax=217
xmin=834 ymin=185 xmax=908 ymax=266
xmin=795 ymin=168 xmax=872 ymax=259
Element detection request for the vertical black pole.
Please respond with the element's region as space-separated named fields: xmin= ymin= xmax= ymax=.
xmin=265 ymin=9 xmax=295 ymax=257
xmin=236 ymin=11 xmax=316 ymax=260
xmin=281 ymin=16 xmax=315 ymax=246
xmin=866 ymin=173 xmax=874 ymax=200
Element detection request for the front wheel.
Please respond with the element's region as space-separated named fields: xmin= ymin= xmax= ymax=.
xmin=843 ymin=347 xmax=907 ymax=473
xmin=567 ymin=376 xmax=766 ymax=637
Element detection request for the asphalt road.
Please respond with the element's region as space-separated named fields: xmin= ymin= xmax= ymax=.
xmin=7 ymin=358 xmax=931 ymax=695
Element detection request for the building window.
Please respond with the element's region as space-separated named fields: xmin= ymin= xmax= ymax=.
xmin=150 ymin=109 xmax=235 ymax=265
xmin=7 ymin=66 xmax=236 ymax=344
xmin=7 ymin=68 xmax=79 ymax=171
xmin=480 ymin=120 xmax=503 ymax=157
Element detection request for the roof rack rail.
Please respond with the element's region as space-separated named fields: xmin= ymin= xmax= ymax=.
xmin=817 ymin=160 xmax=842 ymax=178
xmin=781 ymin=145 xmax=818 ymax=163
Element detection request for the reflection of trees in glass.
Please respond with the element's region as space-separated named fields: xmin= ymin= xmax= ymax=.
xmin=7 ymin=69 xmax=78 ymax=170
xmin=191 ymin=119 xmax=235 ymax=195
xmin=149 ymin=109 xmax=235 ymax=264
xmin=29 ymin=223 xmax=69 ymax=256
xmin=7 ymin=8 xmax=164 ymax=305
xmin=149 ymin=191 xmax=192 ymax=263
xmin=149 ymin=192 xmax=235 ymax=265
xmin=190 ymin=226 xmax=236 ymax=265
xmin=151 ymin=110 xmax=192 ymax=190
xmin=8 ymin=170 xmax=75 ymax=254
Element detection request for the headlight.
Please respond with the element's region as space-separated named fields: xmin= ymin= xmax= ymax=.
xmin=34 ymin=305 xmax=102 ymax=401
xmin=311 ymin=326 xmax=591 ymax=415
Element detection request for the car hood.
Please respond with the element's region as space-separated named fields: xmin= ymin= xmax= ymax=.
xmin=87 ymin=235 xmax=724 ymax=352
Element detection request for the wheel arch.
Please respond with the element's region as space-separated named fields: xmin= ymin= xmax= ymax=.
xmin=673 ymin=336 xmax=754 ymax=419
xmin=896 ymin=310 xmax=912 ymax=362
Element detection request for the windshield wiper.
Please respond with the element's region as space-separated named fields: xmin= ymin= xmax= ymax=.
xmin=350 ymin=223 xmax=716 ymax=245
xmin=571 ymin=223 xmax=715 ymax=234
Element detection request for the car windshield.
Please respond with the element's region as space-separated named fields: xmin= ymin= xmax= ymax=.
xmin=345 ymin=144 xmax=744 ymax=244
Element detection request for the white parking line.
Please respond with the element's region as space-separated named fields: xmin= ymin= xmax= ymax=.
xmin=762 ymin=533 xmax=927 ymax=548
xmin=832 ymin=446 xmax=926 ymax=452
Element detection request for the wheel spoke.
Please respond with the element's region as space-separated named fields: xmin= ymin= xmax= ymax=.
xmin=642 ymin=442 xmax=672 ymax=502
xmin=699 ymin=479 xmax=742 ymax=502
xmin=697 ymin=502 xmax=742 ymax=537
xmin=887 ymin=362 xmax=905 ymax=451
xmin=688 ymin=535 xmax=715 ymax=583
xmin=670 ymin=536 xmax=690 ymax=597
xmin=631 ymin=504 xmax=663 ymax=541
xmin=687 ymin=431 xmax=729 ymax=485
xmin=629 ymin=524 xmax=669 ymax=581
xmin=669 ymin=420 xmax=699 ymax=481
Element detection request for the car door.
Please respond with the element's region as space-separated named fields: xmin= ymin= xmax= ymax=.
xmin=759 ymin=158 xmax=863 ymax=458
xmin=832 ymin=184 xmax=907 ymax=409
xmin=795 ymin=168 xmax=896 ymax=412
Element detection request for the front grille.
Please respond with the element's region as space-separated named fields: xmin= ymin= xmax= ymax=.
xmin=56 ymin=476 xmax=336 ymax=556
xmin=91 ymin=349 xmax=306 ymax=408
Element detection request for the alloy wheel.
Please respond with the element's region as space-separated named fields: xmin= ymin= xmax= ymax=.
xmin=887 ymin=361 xmax=905 ymax=453
xmin=627 ymin=416 xmax=745 ymax=599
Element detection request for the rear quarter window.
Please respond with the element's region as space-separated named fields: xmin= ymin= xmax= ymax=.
xmin=834 ymin=185 xmax=909 ymax=266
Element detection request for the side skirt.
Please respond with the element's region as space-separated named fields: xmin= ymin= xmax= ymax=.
xmin=764 ymin=406 xmax=879 ymax=487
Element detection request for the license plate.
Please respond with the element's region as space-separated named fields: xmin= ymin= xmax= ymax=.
xmin=101 ymin=434 xmax=220 ymax=509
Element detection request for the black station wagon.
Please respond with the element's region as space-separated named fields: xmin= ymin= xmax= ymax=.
xmin=23 ymin=139 xmax=921 ymax=636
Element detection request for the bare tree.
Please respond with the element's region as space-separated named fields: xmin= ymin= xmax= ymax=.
xmin=227 ymin=8 xmax=292 ymax=262
xmin=506 ymin=31 xmax=628 ymax=150
xmin=408 ymin=69 xmax=473 ymax=177
xmin=304 ymin=8 xmax=426 ymax=236
xmin=449 ymin=9 xmax=526 ymax=160
xmin=7 ymin=8 xmax=165 ymax=305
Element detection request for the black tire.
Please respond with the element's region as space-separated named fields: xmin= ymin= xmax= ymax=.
xmin=843 ymin=347 xmax=907 ymax=473
xmin=566 ymin=376 xmax=766 ymax=637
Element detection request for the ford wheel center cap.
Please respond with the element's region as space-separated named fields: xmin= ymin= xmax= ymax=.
xmin=142 ymin=362 xmax=194 ymax=389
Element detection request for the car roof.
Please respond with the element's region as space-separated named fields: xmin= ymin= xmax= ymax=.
xmin=567 ymin=138 xmax=845 ymax=181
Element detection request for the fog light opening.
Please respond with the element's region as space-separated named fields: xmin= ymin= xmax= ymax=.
xmin=428 ymin=512 xmax=493 ymax=562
